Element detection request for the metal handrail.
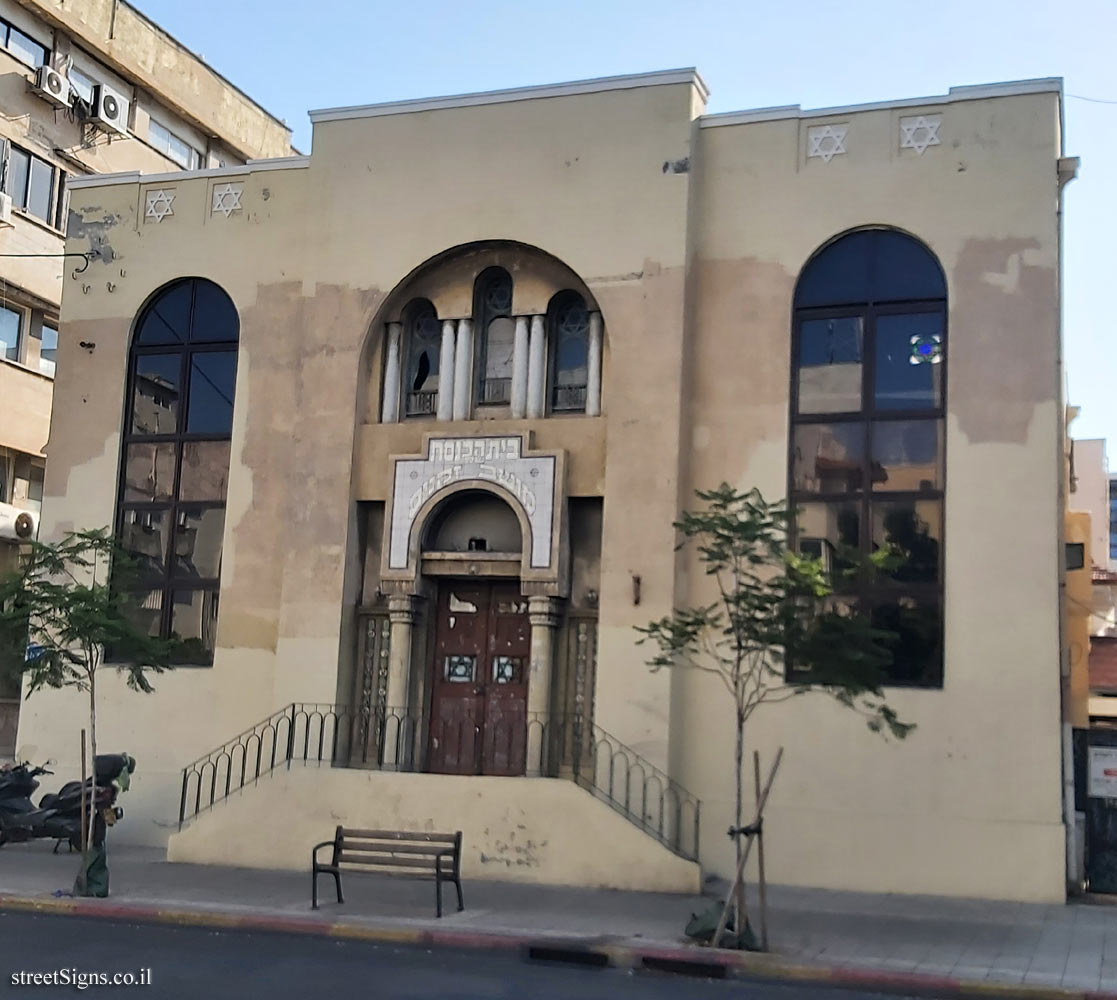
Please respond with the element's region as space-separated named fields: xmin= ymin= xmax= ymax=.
xmin=178 ymin=703 xmax=700 ymax=861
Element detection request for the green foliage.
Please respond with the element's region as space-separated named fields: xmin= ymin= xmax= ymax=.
xmin=636 ymin=484 xmax=914 ymax=740
xmin=0 ymin=527 xmax=178 ymax=697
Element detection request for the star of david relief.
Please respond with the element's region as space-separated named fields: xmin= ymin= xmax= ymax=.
xmin=807 ymin=124 xmax=848 ymax=163
xmin=144 ymin=188 xmax=175 ymax=223
xmin=211 ymin=182 xmax=244 ymax=218
xmin=899 ymin=114 xmax=942 ymax=155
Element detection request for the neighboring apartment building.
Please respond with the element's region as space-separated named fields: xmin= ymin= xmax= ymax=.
xmin=18 ymin=70 xmax=1079 ymax=902
xmin=0 ymin=0 xmax=293 ymax=756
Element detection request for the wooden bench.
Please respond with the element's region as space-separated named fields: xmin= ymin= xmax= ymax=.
xmin=311 ymin=827 xmax=464 ymax=917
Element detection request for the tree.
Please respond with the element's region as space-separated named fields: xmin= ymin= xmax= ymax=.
xmin=0 ymin=528 xmax=178 ymax=895
xmin=636 ymin=485 xmax=914 ymax=938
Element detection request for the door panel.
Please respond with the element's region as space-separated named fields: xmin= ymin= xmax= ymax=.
xmin=482 ymin=584 xmax=531 ymax=776
xmin=429 ymin=583 xmax=488 ymax=774
xmin=428 ymin=581 xmax=531 ymax=776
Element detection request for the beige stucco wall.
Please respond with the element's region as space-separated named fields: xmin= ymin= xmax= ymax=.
xmin=0 ymin=359 xmax=50 ymax=455
xmin=1073 ymin=439 xmax=1110 ymax=571
xmin=17 ymin=77 xmax=1068 ymax=902
xmin=1065 ymin=510 xmax=1091 ymax=728
xmin=167 ymin=767 xmax=699 ymax=893
xmin=673 ymin=91 xmax=1064 ymax=900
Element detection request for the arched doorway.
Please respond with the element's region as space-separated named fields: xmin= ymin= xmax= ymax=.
xmin=422 ymin=491 xmax=532 ymax=776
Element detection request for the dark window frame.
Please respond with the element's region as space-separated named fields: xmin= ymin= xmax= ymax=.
xmin=789 ymin=230 xmax=947 ymax=689
xmin=473 ymin=267 xmax=514 ymax=409
xmin=3 ymin=141 xmax=63 ymax=228
xmin=114 ymin=279 xmax=239 ymax=666
xmin=546 ymin=289 xmax=590 ymax=414
xmin=0 ymin=19 xmax=48 ymax=69
xmin=401 ymin=298 xmax=441 ymax=419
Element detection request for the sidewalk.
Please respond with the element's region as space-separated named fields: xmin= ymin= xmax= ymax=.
xmin=3 ymin=841 xmax=1117 ymax=997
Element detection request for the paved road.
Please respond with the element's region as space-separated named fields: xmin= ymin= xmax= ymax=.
xmin=0 ymin=911 xmax=926 ymax=1000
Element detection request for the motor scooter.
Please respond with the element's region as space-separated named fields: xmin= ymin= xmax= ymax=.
xmin=0 ymin=755 xmax=136 ymax=850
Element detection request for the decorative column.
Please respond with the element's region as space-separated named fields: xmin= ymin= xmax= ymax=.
xmin=586 ymin=312 xmax=603 ymax=417
xmin=452 ymin=318 xmax=473 ymax=421
xmin=525 ymin=596 xmax=560 ymax=775
xmin=382 ymin=595 xmax=415 ymax=769
xmin=381 ymin=322 xmax=402 ymax=423
xmin=437 ymin=319 xmax=456 ymax=422
xmin=526 ymin=314 xmax=546 ymax=419
xmin=511 ymin=316 xmax=529 ymax=418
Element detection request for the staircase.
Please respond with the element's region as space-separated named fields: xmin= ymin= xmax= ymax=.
xmin=177 ymin=703 xmax=701 ymax=863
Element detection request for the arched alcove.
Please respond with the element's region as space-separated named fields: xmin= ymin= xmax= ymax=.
xmin=423 ymin=489 xmax=523 ymax=555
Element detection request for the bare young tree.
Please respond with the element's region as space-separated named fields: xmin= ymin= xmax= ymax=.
xmin=637 ymin=485 xmax=914 ymax=943
xmin=0 ymin=528 xmax=177 ymax=895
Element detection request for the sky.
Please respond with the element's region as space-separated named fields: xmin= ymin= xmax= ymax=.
xmin=135 ymin=0 xmax=1117 ymax=453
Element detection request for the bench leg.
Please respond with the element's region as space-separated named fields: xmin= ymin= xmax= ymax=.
xmin=334 ymin=870 xmax=344 ymax=905
xmin=453 ymin=876 xmax=464 ymax=912
xmin=312 ymin=868 xmax=319 ymax=910
xmin=435 ymin=871 xmax=444 ymax=918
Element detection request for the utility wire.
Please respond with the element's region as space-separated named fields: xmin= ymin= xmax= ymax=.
xmin=1068 ymin=93 xmax=1117 ymax=105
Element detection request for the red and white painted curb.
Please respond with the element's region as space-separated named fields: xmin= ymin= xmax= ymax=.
xmin=1 ymin=893 xmax=1114 ymax=1000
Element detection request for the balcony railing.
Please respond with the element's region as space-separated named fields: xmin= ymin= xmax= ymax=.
xmin=405 ymin=390 xmax=438 ymax=416
xmin=178 ymin=703 xmax=700 ymax=862
xmin=479 ymin=377 xmax=511 ymax=405
xmin=551 ymin=383 xmax=587 ymax=412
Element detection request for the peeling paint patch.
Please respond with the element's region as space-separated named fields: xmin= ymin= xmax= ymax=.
xmin=663 ymin=157 xmax=690 ymax=174
xmin=950 ymin=237 xmax=1056 ymax=444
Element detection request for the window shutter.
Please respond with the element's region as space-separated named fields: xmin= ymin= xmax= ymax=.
xmin=0 ymin=138 xmax=10 ymax=194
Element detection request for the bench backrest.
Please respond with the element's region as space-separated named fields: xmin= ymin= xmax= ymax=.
xmin=332 ymin=827 xmax=462 ymax=875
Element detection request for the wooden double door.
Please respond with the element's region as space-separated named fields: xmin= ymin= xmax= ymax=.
xmin=428 ymin=580 xmax=531 ymax=776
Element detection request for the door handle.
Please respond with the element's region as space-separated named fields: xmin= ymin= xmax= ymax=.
xmin=473 ymin=686 xmax=484 ymax=696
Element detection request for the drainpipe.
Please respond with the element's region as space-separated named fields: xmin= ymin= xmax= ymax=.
xmin=1056 ymin=83 xmax=1081 ymax=895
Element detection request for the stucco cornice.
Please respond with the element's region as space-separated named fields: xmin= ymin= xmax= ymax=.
xmin=64 ymin=155 xmax=311 ymax=191
xmin=699 ymin=77 xmax=1063 ymax=129
xmin=308 ymin=68 xmax=710 ymax=124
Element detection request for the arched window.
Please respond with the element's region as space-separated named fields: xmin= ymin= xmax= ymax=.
xmin=474 ymin=268 xmax=514 ymax=407
xmin=548 ymin=291 xmax=589 ymax=412
xmin=790 ymin=229 xmax=946 ymax=687
xmin=117 ymin=278 xmax=239 ymax=664
xmin=402 ymin=299 xmax=442 ymax=417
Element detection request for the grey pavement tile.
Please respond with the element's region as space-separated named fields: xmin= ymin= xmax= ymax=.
xmin=912 ymin=962 xmax=956 ymax=975
xmin=1060 ymin=973 xmax=1103 ymax=991
xmin=951 ymin=965 xmax=995 ymax=981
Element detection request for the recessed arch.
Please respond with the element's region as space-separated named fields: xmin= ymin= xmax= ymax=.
xmin=406 ymin=480 xmax=535 ymax=575
xmin=116 ymin=276 xmax=240 ymax=665
xmin=794 ymin=226 xmax=947 ymax=310
xmin=789 ymin=224 xmax=946 ymax=688
xmin=423 ymin=488 xmax=524 ymax=555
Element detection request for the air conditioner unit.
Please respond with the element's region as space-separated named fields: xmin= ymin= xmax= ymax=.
xmin=0 ymin=192 xmax=13 ymax=229
xmin=0 ymin=502 xmax=39 ymax=543
xmin=32 ymin=64 xmax=70 ymax=108
xmin=90 ymin=83 xmax=129 ymax=136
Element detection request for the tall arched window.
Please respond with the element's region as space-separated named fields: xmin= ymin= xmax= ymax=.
xmin=402 ymin=299 xmax=441 ymax=417
xmin=117 ymin=278 xmax=239 ymax=665
xmin=548 ymin=291 xmax=589 ymax=412
xmin=474 ymin=268 xmax=514 ymax=407
xmin=790 ymin=229 xmax=946 ymax=687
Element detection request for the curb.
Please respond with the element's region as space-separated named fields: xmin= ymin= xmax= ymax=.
xmin=2 ymin=893 xmax=1115 ymax=1000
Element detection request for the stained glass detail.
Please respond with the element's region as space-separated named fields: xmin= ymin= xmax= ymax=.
xmin=493 ymin=656 xmax=520 ymax=684
xmin=484 ymin=274 xmax=513 ymax=315
xmin=909 ymin=333 xmax=943 ymax=365
xmin=444 ymin=655 xmax=476 ymax=682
